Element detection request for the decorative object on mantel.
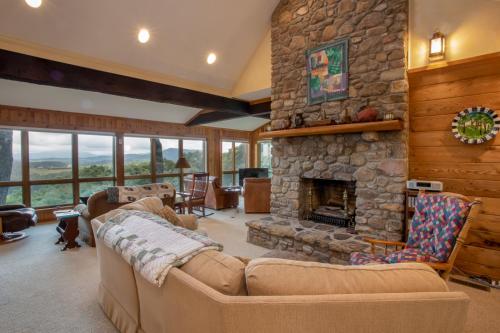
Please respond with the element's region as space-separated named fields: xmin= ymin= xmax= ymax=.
xmin=452 ymin=106 xmax=499 ymax=144
xmin=305 ymin=109 xmax=334 ymax=127
xmin=356 ymin=105 xmax=378 ymax=122
xmin=306 ymin=38 xmax=349 ymax=105
xmin=259 ymin=120 xmax=403 ymax=139
xmin=340 ymin=109 xmax=352 ymax=124
xmin=383 ymin=111 xmax=395 ymax=121
xmin=290 ymin=112 xmax=304 ymax=129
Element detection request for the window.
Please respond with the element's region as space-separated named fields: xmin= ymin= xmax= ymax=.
xmin=29 ymin=131 xmax=72 ymax=180
xmin=154 ymin=138 xmax=180 ymax=190
xmin=155 ymin=138 xmax=179 ymax=174
xmin=78 ymin=134 xmax=115 ymax=197
xmin=124 ymin=136 xmax=152 ymax=185
xmin=79 ymin=134 xmax=115 ymax=178
xmin=29 ymin=131 xmax=73 ymax=207
xmin=258 ymin=140 xmax=272 ymax=175
xmin=183 ymin=139 xmax=206 ymax=173
xmin=0 ymin=128 xmax=209 ymax=208
xmin=222 ymin=140 xmax=249 ymax=187
xmin=153 ymin=138 xmax=206 ymax=192
xmin=0 ymin=129 xmax=22 ymax=204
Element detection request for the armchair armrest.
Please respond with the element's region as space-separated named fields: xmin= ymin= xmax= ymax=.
xmin=363 ymin=238 xmax=406 ymax=255
xmin=0 ymin=204 xmax=26 ymax=211
xmin=0 ymin=210 xmax=25 ymax=217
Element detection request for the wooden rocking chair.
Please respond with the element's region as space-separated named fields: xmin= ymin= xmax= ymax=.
xmin=357 ymin=192 xmax=481 ymax=280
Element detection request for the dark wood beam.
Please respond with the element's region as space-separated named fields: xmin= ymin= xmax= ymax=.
xmin=0 ymin=49 xmax=249 ymax=113
xmin=248 ymin=100 xmax=271 ymax=116
xmin=185 ymin=100 xmax=271 ymax=126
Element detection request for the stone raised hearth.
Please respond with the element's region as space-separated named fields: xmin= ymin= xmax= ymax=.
xmin=247 ymin=216 xmax=370 ymax=264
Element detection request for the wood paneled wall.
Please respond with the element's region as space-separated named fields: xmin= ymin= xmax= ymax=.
xmin=409 ymin=52 xmax=500 ymax=280
xmin=0 ymin=104 xmax=253 ymax=179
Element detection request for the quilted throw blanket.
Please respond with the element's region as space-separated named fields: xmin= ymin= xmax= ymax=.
xmin=96 ymin=210 xmax=222 ymax=287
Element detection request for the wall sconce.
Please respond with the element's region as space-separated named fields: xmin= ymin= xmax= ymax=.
xmin=429 ymin=31 xmax=446 ymax=61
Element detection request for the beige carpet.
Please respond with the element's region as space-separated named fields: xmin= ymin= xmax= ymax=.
xmin=1 ymin=208 xmax=499 ymax=333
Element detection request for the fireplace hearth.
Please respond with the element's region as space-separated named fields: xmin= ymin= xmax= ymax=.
xmin=301 ymin=178 xmax=356 ymax=229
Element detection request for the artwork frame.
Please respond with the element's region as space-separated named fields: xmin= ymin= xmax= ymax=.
xmin=306 ymin=38 xmax=349 ymax=105
xmin=451 ymin=106 xmax=499 ymax=144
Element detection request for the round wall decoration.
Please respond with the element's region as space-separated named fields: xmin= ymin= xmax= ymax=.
xmin=451 ymin=106 xmax=499 ymax=144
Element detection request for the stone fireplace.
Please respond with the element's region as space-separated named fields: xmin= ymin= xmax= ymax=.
xmin=246 ymin=0 xmax=409 ymax=263
xmin=300 ymin=178 xmax=356 ymax=228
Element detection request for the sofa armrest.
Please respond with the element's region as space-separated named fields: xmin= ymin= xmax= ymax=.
xmin=177 ymin=214 xmax=199 ymax=231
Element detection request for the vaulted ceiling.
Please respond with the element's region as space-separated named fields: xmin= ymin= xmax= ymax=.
xmin=0 ymin=0 xmax=276 ymax=130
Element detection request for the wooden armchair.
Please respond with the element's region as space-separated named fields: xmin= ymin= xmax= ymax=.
xmin=178 ymin=173 xmax=210 ymax=217
xmin=353 ymin=192 xmax=481 ymax=280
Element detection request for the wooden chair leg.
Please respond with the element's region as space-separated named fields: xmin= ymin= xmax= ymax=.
xmin=440 ymin=268 xmax=452 ymax=281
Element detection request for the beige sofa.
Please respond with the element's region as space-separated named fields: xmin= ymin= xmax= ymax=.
xmin=92 ymin=212 xmax=470 ymax=333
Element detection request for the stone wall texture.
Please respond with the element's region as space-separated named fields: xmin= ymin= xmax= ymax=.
xmin=270 ymin=0 xmax=409 ymax=240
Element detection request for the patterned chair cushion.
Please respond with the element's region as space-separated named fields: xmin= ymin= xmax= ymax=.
xmin=350 ymin=193 xmax=471 ymax=266
xmin=350 ymin=249 xmax=439 ymax=265
xmin=386 ymin=248 xmax=439 ymax=263
xmin=350 ymin=252 xmax=387 ymax=265
xmin=406 ymin=194 xmax=471 ymax=262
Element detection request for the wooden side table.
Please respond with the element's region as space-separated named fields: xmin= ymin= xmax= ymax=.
xmin=54 ymin=211 xmax=81 ymax=251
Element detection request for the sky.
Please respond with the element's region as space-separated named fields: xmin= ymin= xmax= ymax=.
xmin=5 ymin=129 xmax=205 ymax=160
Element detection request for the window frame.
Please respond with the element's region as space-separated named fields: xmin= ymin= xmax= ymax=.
xmin=0 ymin=127 xmax=209 ymax=209
xmin=0 ymin=129 xmax=23 ymax=205
xmin=221 ymin=140 xmax=249 ymax=187
xmin=123 ymin=135 xmax=153 ymax=186
xmin=152 ymin=137 xmax=207 ymax=192
xmin=77 ymin=133 xmax=117 ymax=199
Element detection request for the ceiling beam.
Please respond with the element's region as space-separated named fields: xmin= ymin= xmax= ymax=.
xmin=248 ymin=100 xmax=271 ymax=116
xmin=0 ymin=49 xmax=250 ymax=113
xmin=185 ymin=100 xmax=271 ymax=126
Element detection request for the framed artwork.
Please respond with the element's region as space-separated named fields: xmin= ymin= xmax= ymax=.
xmin=451 ymin=106 xmax=499 ymax=144
xmin=306 ymin=38 xmax=349 ymax=105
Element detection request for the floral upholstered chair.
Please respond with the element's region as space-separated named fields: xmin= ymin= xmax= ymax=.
xmin=350 ymin=192 xmax=481 ymax=279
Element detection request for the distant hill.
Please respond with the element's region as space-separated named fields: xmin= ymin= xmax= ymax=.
xmin=28 ymin=147 xmax=186 ymax=166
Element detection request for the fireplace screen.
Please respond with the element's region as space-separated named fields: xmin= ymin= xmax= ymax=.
xmin=301 ymin=178 xmax=356 ymax=228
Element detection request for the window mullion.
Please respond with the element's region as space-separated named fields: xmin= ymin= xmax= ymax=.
xmin=21 ymin=130 xmax=30 ymax=207
xmin=72 ymin=133 xmax=79 ymax=205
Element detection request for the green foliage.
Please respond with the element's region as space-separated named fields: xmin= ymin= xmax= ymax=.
xmin=125 ymin=161 xmax=151 ymax=176
xmin=185 ymin=150 xmax=204 ymax=172
xmin=80 ymin=164 xmax=114 ymax=178
xmin=31 ymin=184 xmax=73 ymax=207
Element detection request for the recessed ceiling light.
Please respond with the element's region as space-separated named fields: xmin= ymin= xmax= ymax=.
xmin=138 ymin=28 xmax=150 ymax=44
xmin=207 ymin=53 xmax=217 ymax=65
xmin=25 ymin=0 xmax=42 ymax=8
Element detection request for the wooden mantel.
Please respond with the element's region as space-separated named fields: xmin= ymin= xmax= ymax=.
xmin=258 ymin=120 xmax=403 ymax=139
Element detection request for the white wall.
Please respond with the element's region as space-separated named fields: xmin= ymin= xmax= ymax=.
xmin=232 ymin=29 xmax=271 ymax=101
xmin=409 ymin=0 xmax=500 ymax=68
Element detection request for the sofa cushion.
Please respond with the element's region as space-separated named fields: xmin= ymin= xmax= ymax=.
xmin=245 ymin=258 xmax=448 ymax=296
xmin=181 ymin=250 xmax=247 ymax=296
xmin=158 ymin=205 xmax=182 ymax=226
xmin=120 ymin=197 xmax=164 ymax=215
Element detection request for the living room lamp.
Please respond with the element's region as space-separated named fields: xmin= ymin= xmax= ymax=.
xmin=429 ymin=31 xmax=446 ymax=60
xmin=175 ymin=156 xmax=191 ymax=170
